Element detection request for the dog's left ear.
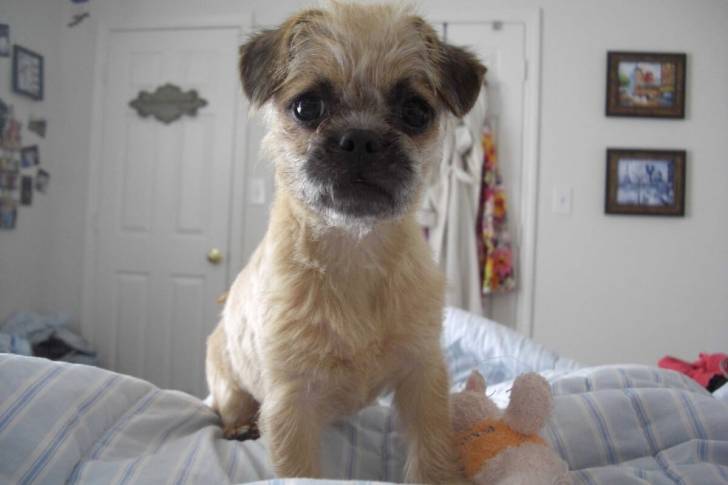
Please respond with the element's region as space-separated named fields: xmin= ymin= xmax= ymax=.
xmin=436 ymin=43 xmax=486 ymax=117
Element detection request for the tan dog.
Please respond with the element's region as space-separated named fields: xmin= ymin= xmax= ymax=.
xmin=206 ymin=2 xmax=485 ymax=482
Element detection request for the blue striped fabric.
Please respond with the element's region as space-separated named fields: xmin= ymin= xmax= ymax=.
xmin=1 ymin=309 xmax=727 ymax=484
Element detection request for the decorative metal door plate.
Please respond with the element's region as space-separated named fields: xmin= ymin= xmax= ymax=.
xmin=129 ymin=83 xmax=207 ymax=124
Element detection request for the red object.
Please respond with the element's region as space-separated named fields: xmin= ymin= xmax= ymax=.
xmin=659 ymin=353 xmax=728 ymax=388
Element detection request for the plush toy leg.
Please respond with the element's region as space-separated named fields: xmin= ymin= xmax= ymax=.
xmin=473 ymin=443 xmax=571 ymax=485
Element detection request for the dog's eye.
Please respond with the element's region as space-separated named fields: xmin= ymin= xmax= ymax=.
xmin=292 ymin=95 xmax=326 ymax=123
xmin=401 ymin=97 xmax=432 ymax=130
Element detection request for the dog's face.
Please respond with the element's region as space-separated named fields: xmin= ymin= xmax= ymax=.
xmin=240 ymin=3 xmax=485 ymax=228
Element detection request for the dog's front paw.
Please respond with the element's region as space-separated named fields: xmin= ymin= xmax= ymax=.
xmin=223 ymin=422 xmax=260 ymax=441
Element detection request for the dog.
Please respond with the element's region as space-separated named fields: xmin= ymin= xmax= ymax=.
xmin=206 ymin=2 xmax=485 ymax=482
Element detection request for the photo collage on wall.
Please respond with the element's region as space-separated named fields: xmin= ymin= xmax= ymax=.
xmin=0 ymin=21 xmax=50 ymax=230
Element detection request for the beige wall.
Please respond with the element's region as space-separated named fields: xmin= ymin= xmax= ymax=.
xmin=6 ymin=0 xmax=727 ymax=366
xmin=0 ymin=0 xmax=64 ymax=318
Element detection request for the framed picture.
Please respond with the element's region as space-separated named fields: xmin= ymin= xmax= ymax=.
xmin=20 ymin=145 xmax=39 ymax=168
xmin=0 ymin=157 xmax=19 ymax=172
xmin=0 ymin=197 xmax=17 ymax=230
xmin=605 ymin=148 xmax=686 ymax=216
xmin=0 ymin=24 xmax=9 ymax=58
xmin=0 ymin=171 xmax=19 ymax=191
xmin=36 ymin=169 xmax=50 ymax=193
xmin=0 ymin=99 xmax=8 ymax=136
xmin=606 ymin=51 xmax=686 ymax=118
xmin=12 ymin=45 xmax=44 ymax=101
xmin=20 ymin=176 xmax=33 ymax=205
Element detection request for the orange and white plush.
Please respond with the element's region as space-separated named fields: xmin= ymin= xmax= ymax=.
xmin=451 ymin=371 xmax=571 ymax=485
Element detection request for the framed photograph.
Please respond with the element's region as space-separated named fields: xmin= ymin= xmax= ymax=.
xmin=605 ymin=149 xmax=686 ymax=216
xmin=0 ymin=24 xmax=9 ymax=58
xmin=0 ymin=197 xmax=17 ymax=230
xmin=606 ymin=51 xmax=686 ymax=118
xmin=20 ymin=176 xmax=33 ymax=206
xmin=0 ymin=157 xmax=19 ymax=172
xmin=0 ymin=98 xmax=8 ymax=136
xmin=12 ymin=45 xmax=44 ymax=101
xmin=36 ymin=169 xmax=50 ymax=193
xmin=0 ymin=171 xmax=18 ymax=191
xmin=20 ymin=145 xmax=39 ymax=168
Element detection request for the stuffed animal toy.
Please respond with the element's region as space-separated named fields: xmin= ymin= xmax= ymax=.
xmin=451 ymin=371 xmax=571 ymax=485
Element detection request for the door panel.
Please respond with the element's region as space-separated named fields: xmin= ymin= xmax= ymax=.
xmin=446 ymin=23 xmax=526 ymax=327
xmin=90 ymin=27 xmax=240 ymax=397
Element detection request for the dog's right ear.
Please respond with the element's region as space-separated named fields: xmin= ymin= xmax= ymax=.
xmin=239 ymin=29 xmax=285 ymax=106
xmin=239 ymin=10 xmax=323 ymax=107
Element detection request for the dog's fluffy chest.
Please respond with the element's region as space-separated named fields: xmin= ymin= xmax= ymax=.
xmin=222 ymin=212 xmax=444 ymax=409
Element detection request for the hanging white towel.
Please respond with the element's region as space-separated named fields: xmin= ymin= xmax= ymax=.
xmin=418 ymin=87 xmax=488 ymax=315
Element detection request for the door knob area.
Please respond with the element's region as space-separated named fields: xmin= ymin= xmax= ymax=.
xmin=207 ymin=248 xmax=223 ymax=265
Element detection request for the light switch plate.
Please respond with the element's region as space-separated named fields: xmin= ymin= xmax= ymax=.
xmin=249 ymin=178 xmax=266 ymax=206
xmin=552 ymin=186 xmax=572 ymax=215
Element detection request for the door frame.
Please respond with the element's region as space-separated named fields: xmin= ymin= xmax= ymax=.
xmin=429 ymin=8 xmax=542 ymax=337
xmin=80 ymin=15 xmax=252 ymax=346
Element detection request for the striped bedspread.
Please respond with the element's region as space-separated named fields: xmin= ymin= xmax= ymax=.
xmin=1 ymin=310 xmax=727 ymax=484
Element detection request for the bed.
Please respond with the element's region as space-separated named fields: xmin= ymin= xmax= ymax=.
xmin=1 ymin=307 xmax=727 ymax=484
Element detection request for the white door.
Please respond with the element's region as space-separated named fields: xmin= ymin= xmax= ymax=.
xmin=87 ymin=27 xmax=240 ymax=397
xmin=444 ymin=22 xmax=527 ymax=328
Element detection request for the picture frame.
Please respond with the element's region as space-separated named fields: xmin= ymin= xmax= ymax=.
xmin=0 ymin=24 xmax=9 ymax=58
xmin=20 ymin=176 xmax=33 ymax=206
xmin=0 ymin=157 xmax=19 ymax=172
xmin=0 ymin=99 xmax=8 ymax=136
xmin=36 ymin=169 xmax=50 ymax=193
xmin=12 ymin=45 xmax=44 ymax=101
xmin=20 ymin=145 xmax=39 ymax=168
xmin=606 ymin=51 xmax=686 ymax=118
xmin=605 ymin=148 xmax=686 ymax=216
xmin=0 ymin=197 xmax=17 ymax=230
xmin=0 ymin=171 xmax=19 ymax=191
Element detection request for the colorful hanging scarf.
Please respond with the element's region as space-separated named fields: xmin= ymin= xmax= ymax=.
xmin=476 ymin=125 xmax=516 ymax=294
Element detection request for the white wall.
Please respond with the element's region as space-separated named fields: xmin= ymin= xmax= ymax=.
xmin=522 ymin=0 xmax=728 ymax=365
xmin=22 ymin=0 xmax=728 ymax=365
xmin=0 ymin=0 xmax=64 ymax=318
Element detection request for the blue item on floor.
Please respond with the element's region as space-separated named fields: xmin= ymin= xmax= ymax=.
xmin=0 ymin=311 xmax=97 ymax=365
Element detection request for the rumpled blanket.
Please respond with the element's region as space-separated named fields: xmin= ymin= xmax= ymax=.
xmin=2 ymin=308 xmax=727 ymax=484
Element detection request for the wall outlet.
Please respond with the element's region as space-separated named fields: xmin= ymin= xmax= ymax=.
xmin=552 ymin=186 xmax=572 ymax=215
xmin=248 ymin=178 xmax=266 ymax=206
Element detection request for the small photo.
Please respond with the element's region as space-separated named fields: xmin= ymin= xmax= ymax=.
xmin=617 ymin=62 xmax=674 ymax=108
xmin=20 ymin=176 xmax=33 ymax=205
xmin=20 ymin=145 xmax=39 ymax=168
xmin=0 ymin=171 xmax=18 ymax=191
xmin=616 ymin=159 xmax=674 ymax=206
xmin=13 ymin=45 xmax=44 ymax=101
xmin=0 ymin=24 xmax=9 ymax=58
xmin=606 ymin=52 xmax=686 ymax=118
xmin=0 ymin=197 xmax=17 ymax=230
xmin=606 ymin=149 xmax=686 ymax=216
xmin=0 ymin=157 xmax=19 ymax=172
xmin=0 ymin=98 xmax=8 ymax=136
xmin=28 ymin=118 xmax=47 ymax=138
xmin=36 ymin=168 xmax=50 ymax=193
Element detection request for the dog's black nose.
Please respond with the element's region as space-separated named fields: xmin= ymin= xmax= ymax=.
xmin=338 ymin=129 xmax=382 ymax=157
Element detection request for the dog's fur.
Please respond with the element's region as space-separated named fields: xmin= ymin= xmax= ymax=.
xmin=206 ymin=2 xmax=485 ymax=482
